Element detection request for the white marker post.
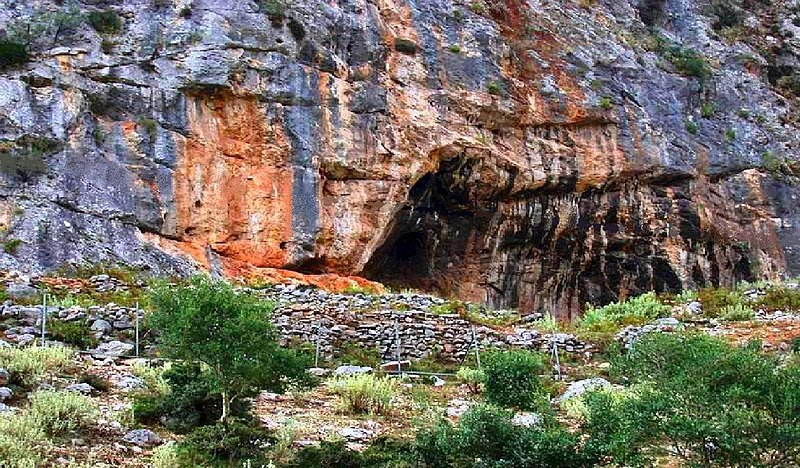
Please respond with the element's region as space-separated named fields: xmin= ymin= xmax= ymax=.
xmin=134 ymin=302 xmax=140 ymax=357
xmin=40 ymin=294 xmax=47 ymax=347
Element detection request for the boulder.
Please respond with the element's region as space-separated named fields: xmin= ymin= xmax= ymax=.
xmin=553 ymin=378 xmax=612 ymax=405
xmin=334 ymin=365 xmax=373 ymax=377
xmin=0 ymin=368 xmax=9 ymax=386
xmin=90 ymin=319 xmax=113 ymax=333
xmin=65 ymin=383 xmax=94 ymax=394
xmin=0 ymin=387 xmax=12 ymax=401
xmin=512 ymin=412 xmax=542 ymax=427
xmin=92 ymin=340 xmax=134 ymax=358
xmin=123 ymin=429 xmax=162 ymax=447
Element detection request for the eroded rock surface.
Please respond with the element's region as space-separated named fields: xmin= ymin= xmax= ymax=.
xmin=1 ymin=1 xmax=799 ymax=317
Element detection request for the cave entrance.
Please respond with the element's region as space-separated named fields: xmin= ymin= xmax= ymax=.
xmin=362 ymin=228 xmax=434 ymax=290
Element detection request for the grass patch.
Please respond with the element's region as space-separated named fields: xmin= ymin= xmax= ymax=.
xmin=0 ymin=345 xmax=74 ymax=388
xmin=3 ymin=238 xmax=22 ymax=254
xmin=328 ymin=374 xmax=398 ymax=415
xmin=47 ymin=320 xmax=98 ymax=349
xmin=87 ymin=10 xmax=122 ymax=35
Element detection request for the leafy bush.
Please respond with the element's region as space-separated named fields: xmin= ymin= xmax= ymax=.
xmin=337 ymin=342 xmax=380 ymax=368
xmin=3 ymin=238 xmax=22 ymax=254
xmin=133 ymin=363 xmax=253 ymax=433
xmin=328 ymin=374 xmax=398 ymax=415
xmin=415 ymin=404 xmax=597 ymax=468
xmin=174 ymin=422 xmax=273 ymax=466
xmin=720 ymin=302 xmax=754 ymax=321
xmin=482 ymin=350 xmax=548 ymax=410
xmin=696 ymin=287 xmax=744 ymax=317
xmin=259 ymin=0 xmax=287 ymax=22
xmin=148 ymin=276 xmax=313 ymax=424
xmin=0 ymin=411 xmax=48 ymax=467
xmin=0 ymin=345 xmax=74 ymax=387
xmin=27 ymin=390 xmax=99 ymax=435
xmin=456 ymin=367 xmax=484 ymax=395
xmin=131 ymin=363 xmax=170 ymax=396
xmin=151 ymin=441 xmax=181 ymax=468
xmin=87 ymin=11 xmax=122 ymax=35
xmin=758 ymin=286 xmax=800 ymax=311
xmin=79 ymin=373 xmax=111 ymax=392
xmin=578 ymin=292 xmax=670 ymax=333
xmin=47 ymin=320 xmax=98 ymax=349
xmin=584 ymin=333 xmax=800 ymax=466
xmin=394 ymin=38 xmax=418 ymax=55
xmin=0 ymin=40 xmax=28 ymax=69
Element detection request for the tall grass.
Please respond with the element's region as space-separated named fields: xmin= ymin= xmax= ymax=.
xmin=0 ymin=345 xmax=74 ymax=387
xmin=328 ymin=374 xmax=398 ymax=415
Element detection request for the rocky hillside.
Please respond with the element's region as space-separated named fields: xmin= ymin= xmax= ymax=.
xmin=1 ymin=0 xmax=799 ymax=317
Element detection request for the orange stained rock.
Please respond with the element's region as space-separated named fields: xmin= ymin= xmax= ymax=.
xmin=173 ymin=93 xmax=295 ymax=268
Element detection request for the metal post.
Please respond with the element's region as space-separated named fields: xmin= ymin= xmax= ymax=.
xmin=314 ymin=320 xmax=321 ymax=368
xmin=551 ymin=340 xmax=561 ymax=380
xmin=40 ymin=293 xmax=47 ymax=347
xmin=471 ymin=326 xmax=481 ymax=369
xmin=394 ymin=319 xmax=402 ymax=374
xmin=135 ymin=302 xmax=140 ymax=357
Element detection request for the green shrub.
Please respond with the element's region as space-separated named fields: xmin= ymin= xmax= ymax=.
xmin=47 ymin=320 xmax=98 ymax=349
xmin=87 ymin=11 xmax=122 ymax=35
xmin=487 ymin=81 xmax=503 ymax=95
xmin=328 ymin=373 xmax=398 ymax=415
xmin=151 ymin=441 xmax=181 ymax=468
xmin=0 ymin=411 xmax=48 ymax=467
xmin=337 ymin=342 xmax=380 ymax=368
xmin=456 ymin=367 xmax=484 ymax=395
xmin=448 ymin=44 xmax=461 ymax=54
xmin=284 ymin=439 xmax=365 ymax=468
xmin=0 ymin=345 xmax=74 ymax=387
xmin=79 ymin=373 xmax=111 ymax=392
xmin=585 ymin=333 xmax=800 ymax=466
xmin=131 ymin=363 xmax=170 ymax=396
xmin=27 ymin=390 xmax=99 ymax=435
xmin=686 ymin=120 xmax=699 ymax=135
xmin=696 ymin=287 xmax=744 ymax=317
xmin=720 ymin=302 xmax=754 ymax=321
xmin=531 ymin=314 xmax=560 ymax=332
xmin=175 ymin=422 xmax=273 ymax=466
xmin=725 ymin=128 xmax=737 ymax=141
xmin=0 ymin=40 xmax=28 ymax=69
xmin=133 ymin=363 xmax=253 ymax=434
xmin=148 ymin=276 xmax=313 ymax=424
xmin=598 ymin=96 xmax=613 ymax=110
xmin=394 ymin=38 xmax=419 ymax=55
xmin=578 ymin=292 xmax=670 ymax=333
xmin=651 ymin=36 xmax=712 ymax=82
xmin=259 ymin=0 xmax=287 ymax=22
xmin=758 ymin=286 xmax=800 ymax=311
xmin=482 ymin=350 xmax=548 ymax=410
xmin=3 ymin=238 xmax=22 ymax=254
xmin=415 ymin=404 xmax=596 ymax=468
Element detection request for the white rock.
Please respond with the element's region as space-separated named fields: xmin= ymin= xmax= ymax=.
xmin=334 ymin=365 xmax=373 ymax=377
xmin=512 ymin=412 xmax=542 ymax=427
xmin=553 ymin=378 xmax=612 ymax=404
xmin=0 ymin=387 xmax=12 ymax=401
xmin=65 ymin=383 xmax=94 ymax=394
xmin=123 ymin=429 xmax=162 ymax=447
xmin=92 ymin=340 xmax=134 ymax=358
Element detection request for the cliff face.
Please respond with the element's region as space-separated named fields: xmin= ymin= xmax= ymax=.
xmin=1 ymin=0 xmax=799 ymax=317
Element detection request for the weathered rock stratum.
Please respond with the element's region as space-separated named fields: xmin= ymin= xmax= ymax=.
xmin=1 ymin=0 xmax=799 ymax=317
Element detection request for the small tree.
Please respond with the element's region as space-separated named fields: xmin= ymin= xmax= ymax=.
xmin=482 ymin=349 xmax=548 ymax=410
xmin=148 ymin=276 xmax=312 ymax=424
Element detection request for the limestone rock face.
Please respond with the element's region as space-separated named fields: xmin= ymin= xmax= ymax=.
xmin=1 ymin=0 xmax=799 ymax=317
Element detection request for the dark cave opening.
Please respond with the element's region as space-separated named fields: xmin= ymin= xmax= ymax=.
xmin=362 ymin=228 xmax=434 ymax=290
